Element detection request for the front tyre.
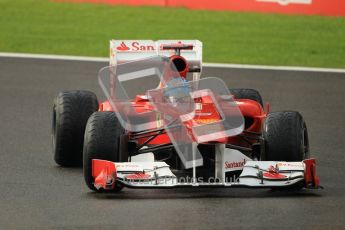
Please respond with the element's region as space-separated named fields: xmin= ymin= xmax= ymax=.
xmin=263 ymin=111 xmax=309 ymax=161
xmin=83 ymin=112 xmax=127 ymax=192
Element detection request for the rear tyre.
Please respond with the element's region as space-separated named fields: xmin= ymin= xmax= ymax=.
xmin=83 ymin=112 xmax=127 ymax=192
xmin=263 ymin=111 xmax=309 ymax=161
xmin=229 ymin=88 xmax=263 ymax=107
xmin=52 ymin=90 xmax=98 ymax=167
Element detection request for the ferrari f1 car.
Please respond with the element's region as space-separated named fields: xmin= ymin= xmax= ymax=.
xmin=52 ymin=40 xmax=320 ymax=192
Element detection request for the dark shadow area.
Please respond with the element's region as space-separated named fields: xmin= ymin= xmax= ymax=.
xmin=85 ymin=187 xmax=322 ymax=200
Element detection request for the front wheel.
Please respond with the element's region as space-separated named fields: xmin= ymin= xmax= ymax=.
xmin=263 ymin=111 xmax=309 ymax=161
xmin=83 ymin=112 xmax=127 ymax=192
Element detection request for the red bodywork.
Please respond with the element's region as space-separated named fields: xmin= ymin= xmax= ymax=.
xmin=92 ymin=159 xmax=116 ymax=190
xmin=303 ymin=158 xmax=320 ymax=188
xmin=99 ymin=51 xmax=266 ymax=150
xmin=98 ymin=96 xmax=266 ymax=147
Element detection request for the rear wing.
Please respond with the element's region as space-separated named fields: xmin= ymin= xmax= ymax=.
xmin=110 ymin=40 xmax=203 ymax=75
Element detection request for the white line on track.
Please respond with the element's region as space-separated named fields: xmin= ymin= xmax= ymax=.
xmin=1 ymin=52 xmax=345 ymax=73
xmin=0 ymin=52 xmax=108 ymax=62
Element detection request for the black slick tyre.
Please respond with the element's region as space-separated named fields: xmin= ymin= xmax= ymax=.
xmin=52 ymin=90 xmax=98 ymax=167
xmin=83 ymin=112 xmax=127 ymax=192
xmin=263 ymin=111 xmax=309 ymax=161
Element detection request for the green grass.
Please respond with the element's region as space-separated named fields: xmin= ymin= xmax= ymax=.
xmin=1 ymin=0 xmax=345 ymax=68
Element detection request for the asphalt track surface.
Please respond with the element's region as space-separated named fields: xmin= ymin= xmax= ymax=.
xmin=1 ymin=57 xmax=345 ymax=230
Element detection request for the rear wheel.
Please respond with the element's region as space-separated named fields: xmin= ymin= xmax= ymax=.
xmin=263 ymin=111 xmax=309 ymax=161
xmin=52 ymin=90 xmax=98 ymax=167
xmin=229 ymin=88 xmax=263 ymax=107
xmin=83 ymin=112 xmax=127 ymax=192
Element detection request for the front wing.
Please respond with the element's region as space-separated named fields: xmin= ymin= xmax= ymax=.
xmin=92 ymin=158 xmax=320 ymax=190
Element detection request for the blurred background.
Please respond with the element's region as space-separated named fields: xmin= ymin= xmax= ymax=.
xmin=0 ymin=0 xmax=344 ymax=68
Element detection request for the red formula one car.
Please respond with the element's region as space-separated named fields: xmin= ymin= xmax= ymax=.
xmin=52 ymin=40 xmax=320 ymax=192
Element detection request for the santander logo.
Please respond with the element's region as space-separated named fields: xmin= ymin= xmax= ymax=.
xmin=116 ymin=41 xmax=155 ymax=51
xmin=225 ymin=159 xmax=246 ymax=169
xmin=116 ymin=42 xmax=130 ymax=51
